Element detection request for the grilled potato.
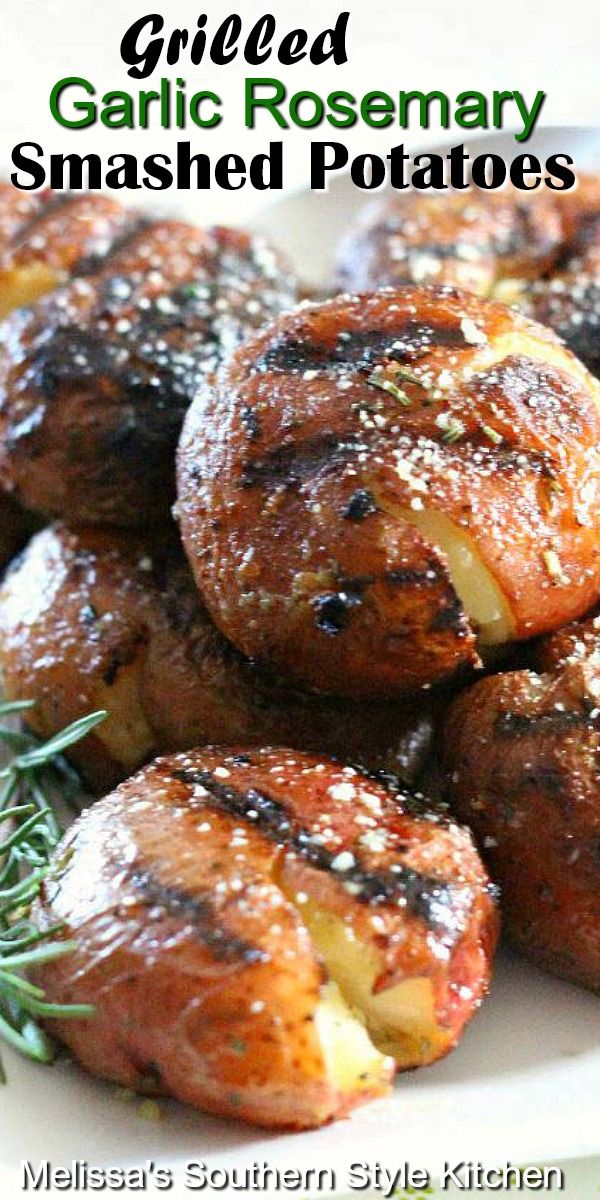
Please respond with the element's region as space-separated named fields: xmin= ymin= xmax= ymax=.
xmin=31 ymin=748 xmax=498 ymax=1128
xmin=534 ymin=605 xmax=600 ymax=673
xmin=0 ymin=524 xmax=434 ymax=791
xmin=0 ymin=222 xmax=296 ymax=526
xmin=444 ymin=622 xmax=600 ymax=991
xmin=523 ymin=277 xmax=600 ymax=381
xmin=336 ymin=176 xmax=600 ymax=377
xmin=336 ymin=188 xmax=563 ymax=297
xmin=0 ymin=187 xmax=133 ymax=317
xmin=177 ymin=286 xmax=600 ymax=698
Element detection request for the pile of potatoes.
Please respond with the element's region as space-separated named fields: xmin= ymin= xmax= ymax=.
xmin=0 ymin=180 xmax=599 ymax=1129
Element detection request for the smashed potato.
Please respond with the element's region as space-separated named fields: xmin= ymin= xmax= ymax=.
xmin=336 ymin=177 xmax=600 ymax=379
xmin=444 ymin=616 xmax=600 ymax=991
xmin=31 ymin=749 xmax=498 ymax=1128
xmin=0 ymin=524 xmax=434 ymax=791
xmin=0 ymin=187 xmax=133 ymax=317
xmin=177 ymin=286 xmax=600 ymax=698
xmin=0 ymin=221 xmax=296 ymax=526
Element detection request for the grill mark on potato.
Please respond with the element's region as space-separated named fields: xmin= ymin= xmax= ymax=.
xmin=342 ymin=488 xmax=378 ymax=521
xmin=240 ymin=433 xmax=366 ymax=489
xmin=372 ymin=203 xmax=546 ymax=264
xmin=24 ymin=325 xmax=196 ymax=427
xmin=428 ymin=591 xmax=465 ymax=634
xmin=101 ymin=630 xmax=148 ymax=685
xmin=172 ymin=768 xmax=466 ymax=940
xmin=479 ymin=445 xmax=559 ymax=477
xmin=74 ymin=217 xmax=151 ymax=276
xmin=494 ymin=708 xmax=595 ymax=738
xmin=335 ymin=564 xmax=447 ymax=593
xmin=311 ymin=563 xmax=449 ymax=637
xmin=501 ymin=203 xmax=539 ymax=258
xmin=518 ymin=762 xmax=568 ymax=801
xmin=131 ymin=868 xmax=268 ymax=964
xmin=553 ymin=212 xmax=600 ymax=271
xmin=253 ymin=321 xmax=468 ymax=375
xmin=356 ymin=223 xmax=494 ymax=257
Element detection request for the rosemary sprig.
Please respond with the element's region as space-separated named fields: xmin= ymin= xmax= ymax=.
xmin=367 ymin=372 xmax=412 ymax=406
xmin=0 ymin=703 xmax=106 ymax=1081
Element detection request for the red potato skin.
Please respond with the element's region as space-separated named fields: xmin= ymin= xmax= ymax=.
xmin=0 ymin=218 xmax=296 ymax=526
xmin=444 ymin=652 xmax=600 ymax=991
xmin=31 ymin=748 xmax=498 ymax=1129
xmin=177 ymin=286 xmax=600 ymax=699
xmin=0 ymin=524 xmax=434 ymax=792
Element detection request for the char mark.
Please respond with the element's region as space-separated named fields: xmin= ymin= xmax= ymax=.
xmin=553 ymin=211 xmax=600 ymax=272
xmin=26 ymin=326 xmax=191 ymax=431
xmin=254 ymin=321 xmax=468 ymax=376
xmin=494 ymin=707 xmax=595 ymax=739
xmin=428 ymin=591 xmax=465 ymax=634
xmin=531 ymin=282 xmax=600 ymax=377
xmin=312 ymin=564 xmax=447 ymax=637
xmin=240 ymin=405 xmax=261 ymax=440
xmin=74 ymin=216 xmax=152 ymax=277
xmin=343 ymin=488 xmax=378 ymax=521
xmin=173 ymin=768 xmax=466 ymax=941
xmin=495 ymin=203 xmax=540 ymax=259
xmin=406 ymin=240 xmax=487 ymax=262
xmin=101 ymin=631 xmax=147 ymax=686
xmin=131 ymin=869 xmax=267 ymax=964
xmin=385 ymin=562 xmax=443 ymax=587
xmin=478 ymin=356 xmax=583 ymax=422
xmin=240 ymin=432 xmax=365 ymax=489
xmin=312 ymin=590 xmax=362 ymax=635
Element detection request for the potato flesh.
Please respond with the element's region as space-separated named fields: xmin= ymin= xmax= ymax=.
xmin=0 ymin=264 xmax=62 ymax=317
xmin=315 ymin=981 xmax=392 ymax=1095
xmin=392 ymin=328 xmax=600 ymax=647
xmin=303 ymin=901 xmax=449 ymax=1071
xmin=403 ymin=508 xmax=514 ymax=645
xmin=93 ymin=667 xmax=155 ymax=771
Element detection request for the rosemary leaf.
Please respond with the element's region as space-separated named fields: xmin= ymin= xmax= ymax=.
xmin=0 ymin=705 xmax=106 ymax=1080
xmin=10 ymin=710 xmax=107 ymax=771
xmin=367 ymin=372 xmax=412 ymax=407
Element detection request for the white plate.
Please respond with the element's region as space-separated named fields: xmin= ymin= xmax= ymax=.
xmin=1 ymin=126 xmax=600 ymax=1195
xmin=1 ymin=952 xmax=599 ymax=1193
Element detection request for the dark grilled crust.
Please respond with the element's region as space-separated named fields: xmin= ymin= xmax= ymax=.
xmin=524 ymin=277 xmax=600 ymax=380
xmin=0 ymin=222 xmax=296 ymax=526
xmin=30 ymin=747 xmax=497 ymax=1125
xmin=0 ymin=523 xmax=434 ymax=791
xmin=177 ymin=285 xmax=600 ymax=698
xmin=444 ymin=658 xmax=600 ymax=991
xmin=0 ymin=488 xmax=39 ymax=571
